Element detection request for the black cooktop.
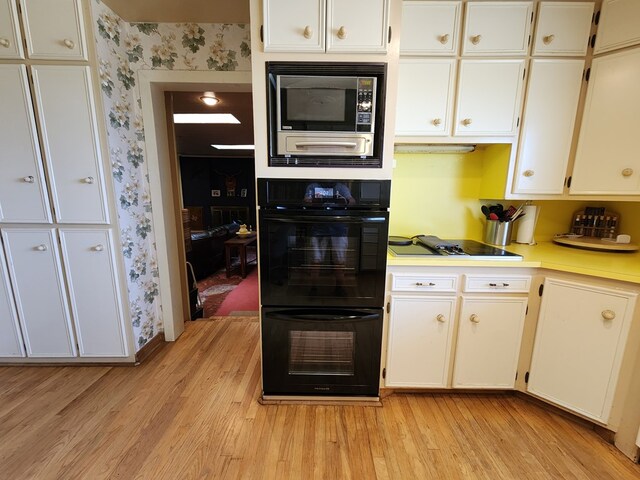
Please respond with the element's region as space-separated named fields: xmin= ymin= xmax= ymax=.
xmin=388 ymin=238 xmax=522 ymax=261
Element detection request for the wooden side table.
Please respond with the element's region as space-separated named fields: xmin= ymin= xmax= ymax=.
xmin=224 ymin=234 xmax=257 ymax=278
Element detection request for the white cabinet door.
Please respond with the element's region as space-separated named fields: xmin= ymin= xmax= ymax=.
xmin=386 ymin=295 xmax=456 ymax=387
xmin=263 ymin=0 xmax=325 ymax=52
xmin=59 ymin=229 xmax=128 ymax=357
xmin=395 ymin=59 xmax=456 ymax=136
xmin=528 ymin=278 xmax=637 ymax=423
xmin=453 ymin=296 xmax=527 ymax=388
xmin=514 ymin=59 xmax=584 ymax=195
xmin=0 ymin=0 xmax=24 ymax=59
xmin=1 ymin=229 xmax=76 ymax=358
xmin=19 ymin=0 xmax=87 ymax=60
xmin=31 ymin=65 xmax=109 ymax=223
xmin=571 ymin=48 xmax=640 ymax=195
xmin=400 ymin=1 xmax=461 ymax=55
xmin=462 ymin=1 xmax=533 ymax=56
xmin=0 ymin=65 xmax=52 ymax=223
xmin=594 ymin=0 xmax=640 ymax=54
xmin=326 ymin=0 xmax=389 ymax=53
xmin=454 ymin=60 xmax=525 ymax=136
xmin=532 ymin=2 xmax=594 ymax=57
xmin=0 ymin=242 xmax=24 ymax=357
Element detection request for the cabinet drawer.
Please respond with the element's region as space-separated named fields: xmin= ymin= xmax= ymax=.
xmin=463 ymin=274 xmax=531 ymax=293
xmin=391 ymin=274 xmax=458 ymax=293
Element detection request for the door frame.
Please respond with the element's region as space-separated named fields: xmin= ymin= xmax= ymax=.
xmin=138 ymin=69 xmax=252 ymax=341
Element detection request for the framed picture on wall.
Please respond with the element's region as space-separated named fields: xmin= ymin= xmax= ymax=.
xmin=241 ymin=188 xmax=247 ymax=197
xmin=211 ymin=190 xmax=221 ymax=197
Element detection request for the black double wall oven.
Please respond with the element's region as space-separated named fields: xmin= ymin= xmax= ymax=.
xmin=259 ymin=179 xmax=390 ymax=397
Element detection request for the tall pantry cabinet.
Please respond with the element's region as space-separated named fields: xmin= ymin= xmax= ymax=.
xmin=0 ymin=0 xmax=133 ymax=361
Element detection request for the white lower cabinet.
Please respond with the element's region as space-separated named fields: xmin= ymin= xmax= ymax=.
xmin=453 ymin=296 xmax=527 ymax=388
xmin=1 ymin=227 xmax=129 ymax=359
xmin=386 ymin=295 xmax=457 ymax=387
xmin=0 ymin=243 xmax=24 ymax=357
xmin=1 ymin=228 xmax=76 ymax=357
xmin=528 ymin=278 xmax=637 ymax=423
xmin=59 ymin=229 xmax=128 ymax=357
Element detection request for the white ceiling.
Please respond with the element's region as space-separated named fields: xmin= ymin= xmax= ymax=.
xmin=102 ymin=0 xmax=250 ymax=23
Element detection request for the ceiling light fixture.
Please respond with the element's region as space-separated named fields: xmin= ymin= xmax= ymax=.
xmin=173 ymin=113 xmax=240 ymax=124
xmin=211 ymin=144 xmax=255 ymax=150
xmin=200 ymin=91 xmax=219 ymax=106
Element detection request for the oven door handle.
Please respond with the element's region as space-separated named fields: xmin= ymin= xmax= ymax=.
xmin=268 ymin=311 xmax=380 ymax=322
xmin=261 ymin=215 xmax=387 ymax=223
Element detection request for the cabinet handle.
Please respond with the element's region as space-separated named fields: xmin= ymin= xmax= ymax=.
xmin=303 ymin=25 xmax=313 ymax=39
xmin=523 ymin=170 xmax=535 ymax=177
xmin=63 ymin=38 xmax=75 ymax=49
xmin=0 ymin=38 xmax=10 ymax=48
xmin=471 ymin=35 xmax=482 ymax=45
xmin=436 ymin=314 xmax=446 ymax=323
xmin=543 ymin=34 xmax=555 ymax=45
xmin=601 ymin=310 xmax=616 ymax=321
xmin=622 ymin=168 xmax=634 ymax=177
xmin=337 ymin=26 xmax=347 ymax=40
xmin=92 ymin=244 xmax=104 ymax=252
xmin=415 ymin=282 xmax=436 ymax=287
xmin=470 ymin=314 xmax=480 ymax=323
xmin=489 ymin=282 xmax=497 ymax=287
xmin=35 ymin=244 xmax=48 ymax=252
xmin=439 ymin=34 xmax=449 ymax=45
xmin=461 ymin=118 xmax=472 ymax=127
xmin=23 ymin=175 xmax=35 ymax=183
xmin=432 ymin=118 xmax=442 ymax=127
xmin=83 ymin=176 xmax=95 ymax=184
xmin=502 ymin=283 xmax=510 ymax=287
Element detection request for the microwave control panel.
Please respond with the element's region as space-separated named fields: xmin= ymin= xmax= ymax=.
xmin=356 ymin=77 xmax=376 ymax=132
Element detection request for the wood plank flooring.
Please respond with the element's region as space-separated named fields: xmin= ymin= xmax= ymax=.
xmin=1 ymin=316 xmax=639 ymax=479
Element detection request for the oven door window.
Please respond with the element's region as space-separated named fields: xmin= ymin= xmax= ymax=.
xmin=259 ymin=212 xmax=388 ymax=308
xmin=289 ymin=330 xmax=355 ymax=376
xmin=278 ymin=76 xmax=357 ymax=132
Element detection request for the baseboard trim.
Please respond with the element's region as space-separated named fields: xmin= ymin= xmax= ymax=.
xmin=135 ymin=333 xmax=166 ymax=365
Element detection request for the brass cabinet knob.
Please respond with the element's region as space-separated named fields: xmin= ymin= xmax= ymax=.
xmin=470 ymin=314 xmax=480 ymax=323
xmin=543 ymin=34 xmax=555 ymax=45
xmin=471 ymin=35 xmax=482 ymax=45
xmin=303 ymin=25 xmax=313 ymax=39
xmin=337 ymin=26 xmax=347 ymax=40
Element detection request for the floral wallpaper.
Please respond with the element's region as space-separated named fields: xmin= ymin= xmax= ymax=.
xmin=91 ymin=0 xmax=251 ymax=350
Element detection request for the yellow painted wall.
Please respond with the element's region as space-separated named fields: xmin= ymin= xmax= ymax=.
xmin=391 ymin=151 xmax=640 ymax=243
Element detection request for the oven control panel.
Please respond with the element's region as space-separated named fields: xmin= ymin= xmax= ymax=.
xmin=356 ymin=77 xmax=376 ymax=132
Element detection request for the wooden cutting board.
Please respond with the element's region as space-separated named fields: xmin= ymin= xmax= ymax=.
xmin=553 ymin=236 xmax=639 ymax=252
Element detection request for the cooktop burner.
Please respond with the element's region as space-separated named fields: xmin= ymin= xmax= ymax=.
xmin=388 ymin=238 xmax=522 ymax=261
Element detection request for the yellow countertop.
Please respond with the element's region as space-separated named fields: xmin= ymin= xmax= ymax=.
xmin=387 ymin=241 xmax=640 ymax=285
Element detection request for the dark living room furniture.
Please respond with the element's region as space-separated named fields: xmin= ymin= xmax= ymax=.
xmin=224 ymin=234 xmax=257 ymax=278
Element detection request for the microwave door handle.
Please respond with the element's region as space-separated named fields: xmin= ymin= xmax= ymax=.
xmin=295 ymin=141 xmax=358 ymax=149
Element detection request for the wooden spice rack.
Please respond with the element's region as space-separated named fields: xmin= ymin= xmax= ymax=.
xmin=569 ymin=207 xmax=619 ymax=239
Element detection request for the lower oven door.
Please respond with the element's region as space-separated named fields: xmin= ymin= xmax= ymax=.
xmin=261 ymin=307 xmax=383 ymax=397
xmin=259 ymin=210 xmax=388 ymax=308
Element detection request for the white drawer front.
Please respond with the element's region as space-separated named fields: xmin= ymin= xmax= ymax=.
xmin=464 ymin=274 xmax=531 ymax=293
xmin=391 ymin=274 xmax=458 ymax=293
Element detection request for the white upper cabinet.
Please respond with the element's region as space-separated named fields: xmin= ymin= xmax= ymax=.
xmin=0 ymin=0 xmax=24 ymax=59
xmin=528 ymin=278 xmax=636 ymax=423
xmin=59 ymin=229 xmax=128 ymax=357
xmin=19 ymin=0 xmax=87 ymax=60
xmin=400 ymin=1 xmax=461 ymax=55
xmin=263 ymin=0 xmax=325 ymax=52
xmin=1 ymin=228 xmax=76 ymax=358
xmin=594 ymin=0 xmax=640 ymax=54
xmin=0 ymin=243 xmax=25 ymax=357
xmin=454 ymin=59 xmax=526 ymax=136
xmin=533 ymin=2 xmax=594 ymax=56
xmin=0 ymin=65 xmax=52 ymax=223
xmin=514 ymin=59 xmax=584 ymax=195
xmin=263 ymin=0 xmax=389 ymax=53
xmin=31 ymin=65 xmax=109 ymax=223
xmin=395 ymin=59 xmax=456 ymax=136
xmin=571 ymin=48 xmax=640 ymax=195
xmin=453 ymin=296 xmax=527 ymax=389
xmin=462 ymin=1 xmax=533 ymax=56
xmin=326 ymin=0 xmax=389 ymax=52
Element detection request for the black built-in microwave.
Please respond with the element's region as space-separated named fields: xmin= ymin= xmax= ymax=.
xmin=267 ymin=62 xmax=387 ymax=168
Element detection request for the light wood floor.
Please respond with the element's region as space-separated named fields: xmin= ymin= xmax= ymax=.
xmin=1 ymin=317 xmax=639 ymax=480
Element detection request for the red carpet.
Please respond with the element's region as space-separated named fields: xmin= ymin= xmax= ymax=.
xmin=214 ymin=268 xmax=259 ymax=315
